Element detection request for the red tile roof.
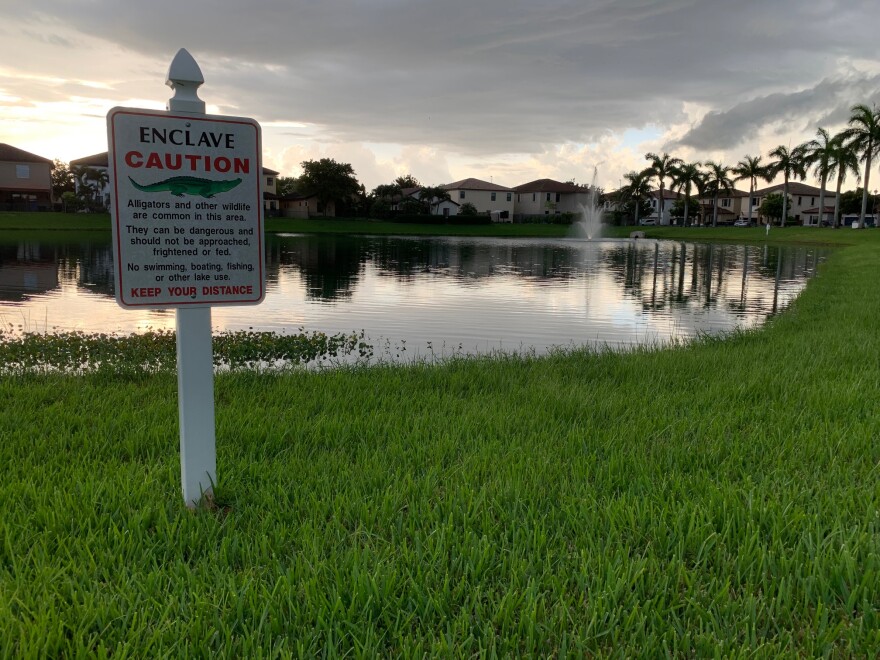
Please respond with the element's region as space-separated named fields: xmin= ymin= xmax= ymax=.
xmin=754 ymin=182 xmax=831 ymax=196
xmin=0 ymin=143 xmax=53 ymax=165
xmin=442 ymin=177 xmax=512 ymax=192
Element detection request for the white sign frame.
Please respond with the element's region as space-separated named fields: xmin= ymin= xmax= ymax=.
xmin=107 ymin=107 xmax=265 ymax=309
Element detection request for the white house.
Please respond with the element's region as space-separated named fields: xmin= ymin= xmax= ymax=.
xmin=442 ymin=178 xmax=515 ymax=219
xmin=747 ymin=182 xmax=836 ymax=225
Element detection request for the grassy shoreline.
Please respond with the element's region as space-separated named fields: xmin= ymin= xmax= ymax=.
xmin=0 ymin=210 xmax=871 ymax=245
xmin=1 ymin=216 xmax=879 ymax=654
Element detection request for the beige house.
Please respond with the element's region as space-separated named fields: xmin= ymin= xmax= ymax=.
xmin=0 ymin=144 xmax=53 ymax=211
xmin=442 ymin=178 xmax=515 ymax=219
xmin=698 ymin=188 xmax=750 ymax=224
xmin=262 ymin=167 xmax=279 ymax=215
xmin=512 ymin=179 xmax=592 ymax=219
xmin=279 ymin=193 xmax=336 ymax=218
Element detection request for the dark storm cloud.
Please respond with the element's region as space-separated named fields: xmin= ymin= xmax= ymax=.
xmin=675 ymin=73 xmax=880 ymax=150
xmin=6 ymin=0 xmax=880 ymax=155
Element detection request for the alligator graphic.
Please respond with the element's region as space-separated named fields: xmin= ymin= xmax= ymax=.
xmin=128 ymin=176 xmax=242 ymax=198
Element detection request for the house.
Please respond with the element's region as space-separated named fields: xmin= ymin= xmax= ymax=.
xmin=279 ymin=193 xmax=336 ymax=218
xmin=644 ymin=189 xmax=683 ymax=225
xmin=697 ymin=188 xmax=750 ymax=224
xmin=262 ymin=167 xmax=280 ymax=215
xmin=746 ymin=182 xmax=836 ymax=225
xmin=442 ymin=178 xmax=515 ymax=219
xmin=70 ymin=151 xmax=279 ymax=212
xmin=0 ymin=144 xmax=54 ymax=211
xmin=512 ymin=179 xmax=592 ymax=220
xmin=404 ymin=188 xmax=461 ymax=217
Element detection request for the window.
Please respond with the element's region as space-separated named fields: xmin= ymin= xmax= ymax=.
xmin=811 ymin=197 xmax=815 ymax=205
xmin=516 ymin=194 xmax=520 ymax=202
xmin=266 ymin=177 xmax=274 ymax=186
xmin=507 ymin=193 xmax=512 ymax=202
xmin=751 ymin=197 xmax=758 ymax=207
xmin=15 ymin=165 xmax=29 ymax=179
xmin=722 ymin=198 xmax=731 ymax=207
xmin=491 ymin=192 xmax=496 ymax=201
xmin=459 ymin=191 xmax=465 ymax=199
xmin=555 ymin=193 xmax=561 ymax=203
xmin=798 ymin=196 xmax=802 ymax=205
xmin=532 ymin=193 xmax=536 ymax=202
xmin=546 ymin=193 xmax=551 ymax=201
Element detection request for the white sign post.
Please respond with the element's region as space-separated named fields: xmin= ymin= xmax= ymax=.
xmin=107 ymin=49 xmax=264 ymax=507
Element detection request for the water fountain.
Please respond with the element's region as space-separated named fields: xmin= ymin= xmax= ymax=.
xmin=573 ymin=167 xmax=604 ymax=240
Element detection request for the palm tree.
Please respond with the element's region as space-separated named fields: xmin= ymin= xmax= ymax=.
xmin=670 ymin=161 xmax=704 ymax=227
xmin=767 ymin=144 xmax=808 ymax=227
xmin=826 ymin=133 xmax=861 ymax=228
xmin=800 ymin=128 xmax=837 ymax=227
xmin=702 ymin=161 xmax=735 ymax=227
xmin=841 ymin=104 xmax=880 ymax=229
xmin=645 ymin=152 xmax=682 ymax=226
xmin=621 ymin=169 xmax=653 ymax=226
xmin=732 ymin=155 xmax=771 ymax=226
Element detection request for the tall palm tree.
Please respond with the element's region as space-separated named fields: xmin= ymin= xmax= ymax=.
xmin=800 ymin=128 xmax=836 ymax=227
xmin=732 ymin=155 xmax=772 ymax=226
xmin=621 ymin=169 xmax=653 ymax=226
xmin=841 ymin=104 xmax=880 ymax=229
xmin=826 ymin=133 xmax=861 ymax=228
xmin=702 ymin=161 xmax=735 ymax=227
xmin=670 ymin=161 xmax=704 ymax=227
xmin=767 ymin=144 xmax=808 ymax=227
xmin=645 ymin=152 xmax=682 ymax=226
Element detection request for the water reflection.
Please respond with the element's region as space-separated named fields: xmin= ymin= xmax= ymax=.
xmin=0 ymin=233 xmax=825 ymax=357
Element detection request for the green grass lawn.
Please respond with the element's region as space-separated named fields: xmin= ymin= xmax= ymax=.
xmin=1 ymin=217 xmax=879 ymax=654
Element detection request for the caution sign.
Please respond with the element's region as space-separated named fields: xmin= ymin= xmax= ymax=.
xmin=107 ymin=107 xmax=264 ymax=308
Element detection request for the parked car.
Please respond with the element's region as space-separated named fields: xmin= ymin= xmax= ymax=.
xmin=639 ymin=218 xmax=656 ymax=226
xmin=733 ymin=218 xmax=751 ymax=227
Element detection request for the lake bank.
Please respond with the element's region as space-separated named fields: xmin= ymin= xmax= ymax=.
xmin=1 ymin=227 xmax=878 ymax=653
xmin=0 ymin=211 xmax=870 ymax=245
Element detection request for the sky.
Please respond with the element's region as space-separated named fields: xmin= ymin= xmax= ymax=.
xmin=1 ymin=0 xmax=879 ymax=193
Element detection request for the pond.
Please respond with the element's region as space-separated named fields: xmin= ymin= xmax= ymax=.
xmin=0 ymin=232 xmax=826 ymax=360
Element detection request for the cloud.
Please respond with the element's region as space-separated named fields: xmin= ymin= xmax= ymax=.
xmin=1 ymin=0 xmax=879 ymax=188
xmin=674 ymin=73 xmax=880 ymax=151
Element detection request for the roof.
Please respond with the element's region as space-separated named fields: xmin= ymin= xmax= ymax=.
xmin=442 ymin=177 xmax=512 ymax=192
xmin=70 ymin=152 xmax=109 ymax=167
xmin=513 ymin=179 xmax=588 ymax=194
xmin=69 ymin=150 xmax=278 ymax=176
xmin=802 ymin=206 xmax=836 ymax=213
xmin=0 ymin=143 xmax=53 ymax=165
xmin=754 ymin=181 xmax=831 ymax=196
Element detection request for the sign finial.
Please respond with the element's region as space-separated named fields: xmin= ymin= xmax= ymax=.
xmin=166 ymin=48 xmax=205 ymax=113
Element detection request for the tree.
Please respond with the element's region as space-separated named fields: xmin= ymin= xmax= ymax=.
xmin=276 ymin=176 xmax=299 ymax=197
xmin=621 ymin=169 xmax=653 ymax=226
xmin=297 ymin=159 xmax=361 ymax=216
xmin=417 ymin=185 xmax=452 ymax=214
xmin=644 ymin=152 xmax=682 ymax=225
xmin=732 ymin=155 xmax=771 ymax=226
xmin=826 ymin=133 xmax=861 ymax=228
xmin=800 ymin=128 xmax=837 ymax=227
xmin=72 ymin=166 xmax=109 ymax=210
xmin=51 ymin=159 xmax=75 ymax=200
xmin=458 ymin=202 xmax=478 ymax=216
xmin=394 ymin=174 xmax=421 ymax=189
xmin=671 ymin=162 xmax=704 ymax=227
xmin=702 ymin=161 xmax=735 ymax=227
xmin=767 ymin=144 xmax=807 ymax=227
xmin=841 ymin=104 xmax=880 ymax=229
xmin=759 ymin=193 xmax=791 ymax=224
